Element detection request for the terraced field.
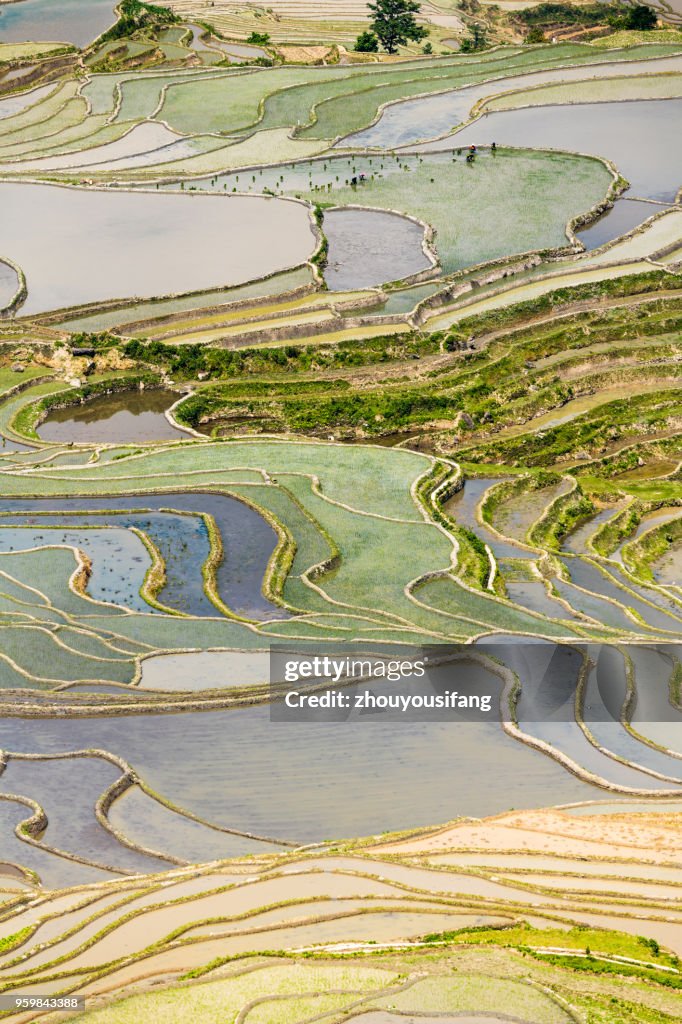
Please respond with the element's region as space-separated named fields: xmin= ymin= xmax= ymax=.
xmin=0 ymin=4 xmax=680 ymax=1021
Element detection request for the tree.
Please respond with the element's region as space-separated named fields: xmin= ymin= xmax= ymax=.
xmin=625 ymin=4 xmax=657 ymax=29
xmin=460 ymin=22 xmax=487 ymax=52
xmin=367 ymin=0 xmax=428 ymax=54
xmin=354 ymin=29 xmax=379 ymax=51
xmin=99 ymin=0 xmax=178 ymax=43
xmin=525 ymin=25 xmax=545 ymax=43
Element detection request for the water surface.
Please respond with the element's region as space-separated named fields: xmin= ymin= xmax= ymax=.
xmin=2 ymin=182 xmax=314 ymax=316
xmin=324 ymin=208 xmax=431 ymax=290
xmin=448 ymin=99 xmax=682 ymax=202
xmin=344 ymin=57 xmax=682 ymax=150
xmin=0 ymin=525 xmax=151 ymax=610
xmin=577 ymin=198 xmax=670 ymax=251
xmin=37 ymin=389 xmax=188 ymax=443
xmin=0 ymin=0 xmax=115 ymax=46
xmin=0 ymin=668 xmax=603 ymax=844
xmin=444 ymin=478 xmax=535 ymax=560
xmin=0 ymin=492 xmax=282 ymax=620
xmin=0 ymin=258 xmax=19 ymax=311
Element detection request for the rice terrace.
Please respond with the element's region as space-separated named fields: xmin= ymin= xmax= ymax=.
xmin=0 ymin=0 xmax=681 ymax=1020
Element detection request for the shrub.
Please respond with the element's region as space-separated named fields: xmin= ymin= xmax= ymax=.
xmin=355 ymin=30 xmax=379 ymax=52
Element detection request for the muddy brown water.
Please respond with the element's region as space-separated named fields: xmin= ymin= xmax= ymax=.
xmin=36 ymin=389 xmax=187 ymax=442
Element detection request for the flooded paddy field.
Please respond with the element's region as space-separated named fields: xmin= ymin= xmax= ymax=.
xmin=613 ymin=506 xmax=682 ymax=563
xmin=6 ymin=640 xmax=681 ymax=858
xmin=628 ymin=645 xmax=682 ymax=753
xmin=0 ymin=259 xmax=20 ymax=312
xmin=343 ymin=54 xmax=682 ymax=149
xmin=324 ymin=208 xmax=432 ymax=290
xmin=504 ymin=580 xmax=580 ymax=622
xmin=36 ymin=389 xmax=189 ymax=443
xmin=0 ymin=800 xmax=116 ymax=888
xmin=177 ymin=147 xmax=611 ymax=278
xmin=0 ymin=525 xmax=151 ymax=610
xmin=55 ymin=266 xmax=314 ymax=334
xmin=577 ymin=198 xmax=673 ymax=250
xmin=108 ymin=785 xmax=283 ymax=863
xmin=652 ymin=541 xmax=682 ymax=589
xmin=492 ymin=479 xmax=572 ymax=543
xmin=0 ymin=682 xmax=603 ymax=845
xmin=1 ymin=182 xmax=315 ymax=316
xmin=0 ymin=756 xmax=173 ymax=874
xmin=562 ymin=506 xmax=625 ymax=555
xmin=0 ymin=492 xmax=281 ymax=619
xmin=0 ymin=0 xmax=115 ymax=46
xmin=445 ymin=478 xmax=536 ymax=559
xmin=448 ymin=98 xmax=682 ymax=202
xmin=562 ymin=556 xmax=682 ymax=632
xmin=0 ymin=32 xmax=681 ymax=1017
xmin=139 ymin=650 xmax=271 ymax=690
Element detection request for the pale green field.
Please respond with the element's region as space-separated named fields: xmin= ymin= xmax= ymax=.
xmin=486 ymin=71 xmax=682 ymax=111
xmin=245 ymin=149 xmax=612 ymax=274
xmin=73 ymin=964 xmax=396 ymax=1024
xmin=0 ymin=41 xmax=70 ymax=61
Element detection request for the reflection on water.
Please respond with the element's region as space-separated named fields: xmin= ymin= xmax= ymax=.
xmin=445 ymin=477 xmax=535 ymax=560
xmin=0 ymin=525 xmax=151 ymax=611
xmin=0 ymin=757 xmax=171 ymax=873
xmin=449 ymin=99 xmax=682 ymax=202
xmin=577 ymin=198 xmax=669 ymax=251
xmin=344 ymin=56 xmax=682 ymax=150
xmin=0 ymin=666 xmax=602 ymax=843
xmin=37 ymin=389 xmax=187 ymax=443
xmin=0 ymin=492 xmax=282 ymax=620
xmin=0 ymin=259 xmax=19 ymax=311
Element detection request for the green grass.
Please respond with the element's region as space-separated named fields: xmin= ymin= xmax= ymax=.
xmin=441 ymin=923 xmax=681 ymax=968
xmin=623 ymin=515 xmax=682 ymax=582
xmin=0 ymin=380 xmax=68 ymax=441
xmin=0 ymin=366 xmax=48 ymax=394
xmin=591 ymin=29 xmax=682 ymax=47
